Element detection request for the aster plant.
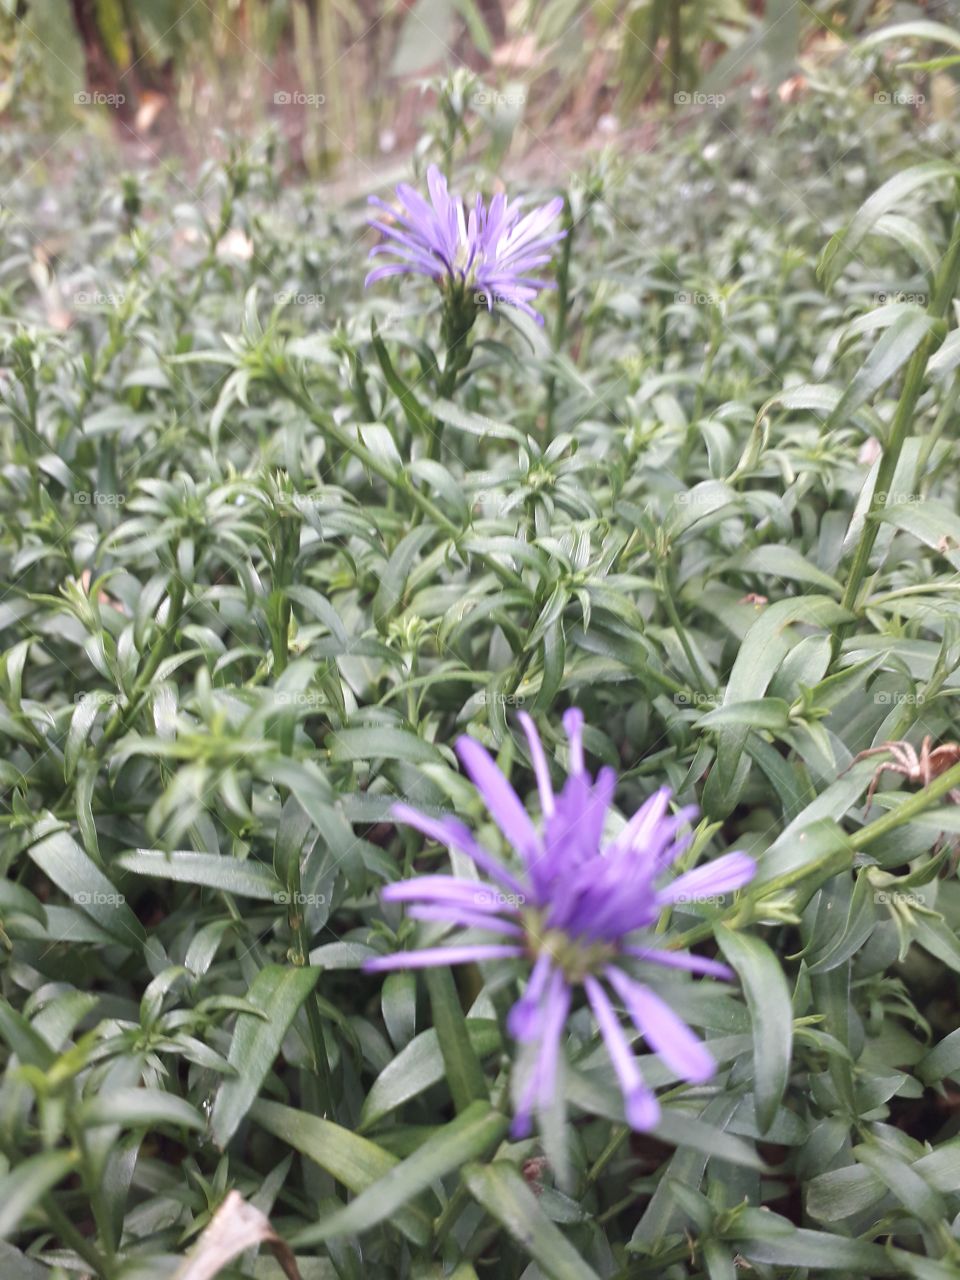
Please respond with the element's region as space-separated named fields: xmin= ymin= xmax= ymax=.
xmin=366 ymin=709 xmax=756 ymax=1138
xmin=365 ymin=165 xmax=566 ymax=401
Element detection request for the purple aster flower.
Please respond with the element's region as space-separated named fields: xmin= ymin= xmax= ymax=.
xmin=365 ymin=709 xmax=756 ymax=1137
xmin=365 ymin=164 xmax=566 ymax=324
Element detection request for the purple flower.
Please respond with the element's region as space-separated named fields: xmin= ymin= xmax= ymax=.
xmin=365 ymin=165 xmax=566 ymax=324
xmin=365 ymin=709 xmax=756 ymax=1137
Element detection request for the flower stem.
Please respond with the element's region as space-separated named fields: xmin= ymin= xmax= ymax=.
xmin=849 ymin=758 xmax=960 ymax=851
xmin=543 ymin=195 xmax=574 ymax=436
xmin=835 ymin=208 xmax=960 ymax=645
xmin=672 ymin=758 xmax=960 ymax=951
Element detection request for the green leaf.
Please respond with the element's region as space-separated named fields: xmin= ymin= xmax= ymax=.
xmin=431 ymin=398 xmax=527 ymax=445
xmin=716 ymin=927 xmax=793 ymax=1133
xmin=423 ymin=967 xmax=489 ymax=1111
xmin=823 ymin=310 xmax=934 ymax=428
xmin=726 ymin=545 xmax=841 ymax=594
xmin=370 ymin=321 xmax=433 ymax=437
xmin=381 ymin=971 xmax=417 ymax=1052
xmin=702 ymin=597 xmax=850 ymax=813
xmin=0 ymin=1000 xmax=55 ymax=1068
xmin=326 ymin=725 xmax=445 ymax=765
xmin=735 ymin=1225 xmax=911 ymax=1274
xmin=295 ymin=1101 xmax=510 ymax=1244
xmin=877 ymin=498 xmax=960 ymax=571
xmin=463 ymin=1161 xmax=602 ymax=1280
xmin=0 ymin=1152 xmax=78 ymax=1239
xmin=819 ymin=162 xmax=957 ymax=288
xmin=697 ymin=698 xmax=791 ymax=731
xmin=857 ymin=20 xmax=960 ymax=53
xmin=373 ymin=526 xmax=439 ymax=628
xmin=27 ymin=820 xmax=145 ymax=948
xmin=360 ymin=1019 xmax=502 ymax=1131
xmin=211 ymin=965 xmax=322 ymax=1147
xmin=115 ymin=849 xmax=284 ymax=899
xmin=82 ymin=1088 xmax=205 ymax=1132
xmin=250 ymin=1100 xmax=432 ymax=1245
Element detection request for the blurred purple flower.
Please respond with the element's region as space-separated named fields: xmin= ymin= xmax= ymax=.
xmin=365 ymin=709 xmax=755 ymax=1136
xmin=365 ymin=164 xmax=565 ymax=323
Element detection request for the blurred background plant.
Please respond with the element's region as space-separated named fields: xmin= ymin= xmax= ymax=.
xmin=1 ymin=0 xmax=957 ymax=178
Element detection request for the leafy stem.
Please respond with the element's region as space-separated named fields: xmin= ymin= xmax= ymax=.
xmin=835 ymin=208 xmax=960 ymax=640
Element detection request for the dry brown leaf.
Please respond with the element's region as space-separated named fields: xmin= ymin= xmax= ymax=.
xmin=174 ymin=1190 xmax=302 ymax=1280
xmin=216 ymin=228 xmax=255 ymax=262
xmin=492 ymin=35 xmax=538 ymax=71
xmin=135 ymin=91 xmax=168 ymax=133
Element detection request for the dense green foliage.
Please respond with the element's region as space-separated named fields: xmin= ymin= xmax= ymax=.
xmin=4 ymin=37 xmax=960 ymax=1279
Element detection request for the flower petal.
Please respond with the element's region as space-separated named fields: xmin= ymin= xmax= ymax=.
xmin=391 ymin=802 xmax=528 ymax=896
xmin=562 ymin=707 xmax=585 ymax=774
xmin=406 ymin=904 xmax=523 ymax=935
xmin=518 ymin=711 xmax=555 ymax=818
xmin=658 ymin=852 xmax=756 ymax=907
xmin=363 ymin=944 xmax=524 ymax=972
xmin=621 ymin=946 xmax=734 ymax=980
xmin=606 ymin=967 xmax=715 ymax=1083
xmin=455 ymin=736 xmax=542 ymax=867
xmin=506 ymin=952 xmax=554 ymax=1041
xmin=584 ymin=975 xmax=659 ymax=1130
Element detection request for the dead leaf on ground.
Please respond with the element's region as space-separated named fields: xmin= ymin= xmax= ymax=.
xmin=174 ymin=1190 xmax=302 ymax=1280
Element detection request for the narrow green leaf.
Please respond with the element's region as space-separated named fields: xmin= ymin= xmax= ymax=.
xmin=0 ymin=1152 xmax=78 ymax=1239
xmin=250 ymin=1099 xmax=432 ymax=1245
xmin=83 ymin=1088 xmax=205 ymax=1132
xmin=211 ymin=965 xmax=322 ymax=1147
xmin=424 ymin=967 xmax=489 ymax=1111
xmin=116 ymin=849 xmax=284 ymax=900
xmin=463 ymin=1161 xmax=602 ymax=1280
xmin=28 ymin=821 xmax=144 ymax=948
xmin=295 ymin=1101 xmax=510 ymax=1244
xmin=716 ymin=927 xmax=793 ymax=1133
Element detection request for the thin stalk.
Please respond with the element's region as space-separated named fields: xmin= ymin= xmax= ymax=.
xmin=276 ymin=373 xmax=458 ymax=535
xmin=42 ymin=1194 xmax=112 ymax=1277
xmin=275 ymin=371 xmax=528 ymax=592
xmin=99 ymin=576 xmax=186 ymax=748
xmin=543 ymin=195 xmax=574 ymax=435
xmin=835 ymin=210 xmax=960 ymax=643
xmin=669 ymin=756 xmax=960 ymax=951
xmin=656 ymin=562 xmax=712 ymax=693
xmin=849 ymin=757 xmax=960 ymax=851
